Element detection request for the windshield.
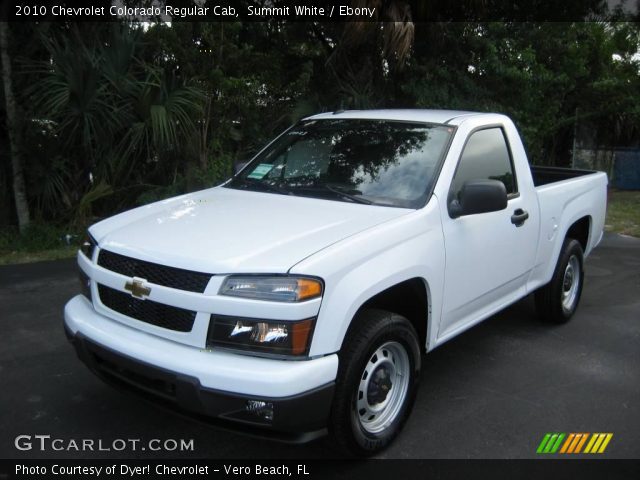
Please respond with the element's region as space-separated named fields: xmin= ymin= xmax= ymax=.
xmin=226 ymin=119 xmax=454 ymax=208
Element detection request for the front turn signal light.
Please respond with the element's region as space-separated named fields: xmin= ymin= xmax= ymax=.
xmin=220 ymin=275 xmax=323 ymax=302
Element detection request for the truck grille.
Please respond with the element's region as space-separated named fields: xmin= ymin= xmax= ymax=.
xmin=98 ymin=249 xmax=211 ymax=293
xmin=97 ymin=284 xmax=196 ymax=332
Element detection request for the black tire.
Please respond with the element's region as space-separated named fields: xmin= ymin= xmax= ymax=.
xmin=535 ymin=238 xmax=585 ymax=324
xmin=328 ymin=309 xmax=421 ymax=457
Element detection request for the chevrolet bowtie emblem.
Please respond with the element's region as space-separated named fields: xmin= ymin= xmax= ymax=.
xmin=124 ymin=278 xmax=151 ymax=299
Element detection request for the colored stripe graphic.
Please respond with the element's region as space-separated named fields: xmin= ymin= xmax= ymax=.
xmin=592 ymin=433 xmax=606 ymax=452
xmin=574 ymin=433 xmax=589 ymax=453
xmin=559 ymin=433 xmax=575 ymax=453
xmin=584 ymin=433 xmax=614 ymax=454
xmin=544 ymin=433 xmax=559 ymax=453
xmin=598 ymin=434 xmax=613 ymax=453
xmin=537 ymin=433 xmax=566 ymax=454
xmin=567 ymin=433 xmax=583 ymax=453
xmin=550 ymin=433 xmax=565 ymax=453
xmin=584 ymin=433 xmax=598 ymax=453
xmin=537 ymin=433 xmax=552 ymax=453
xmin=539 ymin=433 xmax=613 ymax=454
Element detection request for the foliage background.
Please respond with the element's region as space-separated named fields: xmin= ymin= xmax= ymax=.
xmin=1 ymin=2 xmax=639 ymax=243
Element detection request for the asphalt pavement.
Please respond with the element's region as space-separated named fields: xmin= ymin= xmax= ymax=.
xmin=1 ymin=233 xmax=638 ymax=459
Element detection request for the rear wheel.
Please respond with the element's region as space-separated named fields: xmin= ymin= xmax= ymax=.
xmin=535 ymin=238 xmax=584 ymax=323
xmin=329 ymin=309 xmax=421 ymax=456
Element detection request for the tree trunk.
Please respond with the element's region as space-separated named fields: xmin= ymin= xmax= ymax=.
xmin=0 ymin=21 xmax=30 ymax=233
xmin=199 ymin=95 xmax=211 ymax=169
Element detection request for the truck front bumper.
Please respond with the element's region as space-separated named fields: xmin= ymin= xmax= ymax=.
xmin=64 ymin=295 xmax=337 ymax=441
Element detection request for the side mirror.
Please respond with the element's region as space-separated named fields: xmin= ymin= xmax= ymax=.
xmin=233 ymin=161 xmax=249 ymax=176
xmin=448 ymin=179 xmax=507 ymax=219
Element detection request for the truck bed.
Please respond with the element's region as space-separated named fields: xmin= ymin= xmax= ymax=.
xmin=530 ymin=165 xmax=599 ymax=187
xmin=529 ymin=165 xmax=607 ymax=285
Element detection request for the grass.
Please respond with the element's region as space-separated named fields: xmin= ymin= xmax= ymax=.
xmin=605 ymin=189 xmax=640 ymax=238
xmin=0 ymin=224 xmax=82 ymax=266
xmin=0 ymin=189 xmax=638 ymax=265
xmin=0 ymin=246 xmax=77 ymax=265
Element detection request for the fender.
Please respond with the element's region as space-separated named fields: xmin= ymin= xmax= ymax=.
xmin=291 ymin=198 xmax=446 ymax=356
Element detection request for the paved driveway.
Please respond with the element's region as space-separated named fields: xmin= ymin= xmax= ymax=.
xmin=1 ymin=233 xmax=638 ymax=459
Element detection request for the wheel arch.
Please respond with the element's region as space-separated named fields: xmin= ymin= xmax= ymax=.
xmin=341 ymin=277 xmax=431 ymax=353
xmin=565 ymin=215 xmax=591 ymax=252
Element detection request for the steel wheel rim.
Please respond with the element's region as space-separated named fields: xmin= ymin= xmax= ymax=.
xmin=356 ymin=341 xmax=410 ymax=434
xmin=561 ymin=255 xmax=580 ymax=313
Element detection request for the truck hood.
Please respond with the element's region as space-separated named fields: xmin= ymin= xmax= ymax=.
xmin=90 ymin=187 xmax=411 ymax=274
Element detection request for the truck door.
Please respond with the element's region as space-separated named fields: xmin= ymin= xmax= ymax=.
xmin=438 ymin=126 xmax=538 ymax=339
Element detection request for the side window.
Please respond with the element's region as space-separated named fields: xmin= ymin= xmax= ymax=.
xmin=450 ymin=128 xmax=517 ymax=197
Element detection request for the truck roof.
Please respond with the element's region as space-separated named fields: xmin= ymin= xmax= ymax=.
xmin=304 ymin=109 xmax=485 ymax=125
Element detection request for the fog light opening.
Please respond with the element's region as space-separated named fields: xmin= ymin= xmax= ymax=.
xmin=245 ymin=400 xmax=274 ymax=422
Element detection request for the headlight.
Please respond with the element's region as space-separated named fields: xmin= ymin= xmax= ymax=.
xmin=207 ymin=315 xmax=315 ymax=357
xmin=80 ymin=232 xmax=97 ymax=260
xmin=219 ymin=275 xmax=323 ymax=302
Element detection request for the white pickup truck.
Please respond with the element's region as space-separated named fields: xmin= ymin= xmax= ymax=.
xmin=64 ymin=110 xmax=607 ymax=456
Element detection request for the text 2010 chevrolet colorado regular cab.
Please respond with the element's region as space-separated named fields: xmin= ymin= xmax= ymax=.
xmin=64 ymin=110 xmax=607 ymax=456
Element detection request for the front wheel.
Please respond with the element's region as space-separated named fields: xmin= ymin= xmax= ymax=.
xmin=535 ymin=238 xmax=585 ymax=323
xmin=328 ymin=309 xmax=421 ymax=456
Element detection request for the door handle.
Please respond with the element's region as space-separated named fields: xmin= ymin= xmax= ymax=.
xmin=511 ymin=209 xmax=529 ymax=227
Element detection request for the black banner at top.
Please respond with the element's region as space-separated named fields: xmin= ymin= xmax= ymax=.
xmin=1 ymin=0 xmax=638 ymax=23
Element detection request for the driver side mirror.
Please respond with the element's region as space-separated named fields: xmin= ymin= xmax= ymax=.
xmin=448 ymin=179 xmax=507 ymax=219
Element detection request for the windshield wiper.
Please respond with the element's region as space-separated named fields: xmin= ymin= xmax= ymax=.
xmin=233 ymin=178 xmax=373 ymax=204
xmin=293 ymin=184 xmax=373 ymax=205
xmin=233 ymin=178 xmax=292 ymax=196
xmin=323 ymin=184 xmax=373 ymax=204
